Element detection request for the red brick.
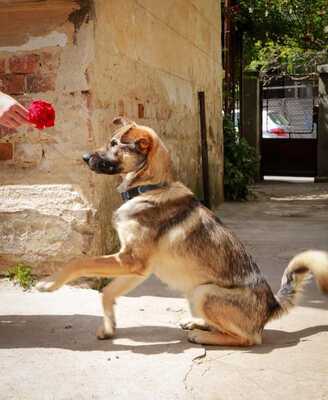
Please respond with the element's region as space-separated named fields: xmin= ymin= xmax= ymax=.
xmin=26 ymin=74 xmax=55 ymax=93
xmin=9 ymin=54 xmax=40 ymax=74
xmin=0 ymin=143 xmax=13 ymax=161
xmin=82 ymin=90 xmax=92 ymax=110
xmin=0 ymin=126 xmax=16 ymax=138
xmin=138 ymin=103 xmax=145 ymax=119
xmin=0 ymin=74 xmax=25 ymax=94
xmin=0 ymin=59 xmax=5 ymax=74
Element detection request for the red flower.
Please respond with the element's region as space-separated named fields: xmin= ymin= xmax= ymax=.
xmin=28 ymin=100 xmax=55 ymax=130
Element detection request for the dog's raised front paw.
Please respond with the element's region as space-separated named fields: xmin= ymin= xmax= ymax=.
xmin=35 ymin=277 xmax=59 ymax=292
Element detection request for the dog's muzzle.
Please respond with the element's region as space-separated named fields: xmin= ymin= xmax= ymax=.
xmin=82 ymin=153 xmax=120 ymax=174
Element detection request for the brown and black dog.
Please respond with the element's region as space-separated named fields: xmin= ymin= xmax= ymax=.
xmin=37 ymin=117 xmax=328 ymax=346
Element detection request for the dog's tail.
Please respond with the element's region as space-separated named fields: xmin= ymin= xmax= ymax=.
xmin=271 ymin=250 xmax=328 ymax=320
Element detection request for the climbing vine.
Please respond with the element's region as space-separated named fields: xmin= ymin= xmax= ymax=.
xmin=236 ymin=0 xmax=328 ymax=74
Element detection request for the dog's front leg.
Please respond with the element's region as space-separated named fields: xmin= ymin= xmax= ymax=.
xmin=97 ymin=276 xmax=147 ymax=339
xmin=36 ymin=252 xmax=145 ymax=292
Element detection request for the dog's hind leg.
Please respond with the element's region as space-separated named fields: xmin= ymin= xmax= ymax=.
xmin=187 ymin=284 xmax=263 ymax=346
xmin=97 ymin=276 xmax=146 ymax=340
xmin=179 ymin=299 xmax=210 ymax=331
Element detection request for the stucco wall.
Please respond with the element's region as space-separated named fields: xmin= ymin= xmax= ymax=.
xmin=92 ymin=0 xmax=223 ymax=201
xmin=0 ymin=0 xmax=223 ymax=273
xmin=91 ymin=0 xmax=223 ymax=252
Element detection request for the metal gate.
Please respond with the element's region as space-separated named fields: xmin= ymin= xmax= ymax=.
xmin=260 ymin=76 xmax=318 ymax=177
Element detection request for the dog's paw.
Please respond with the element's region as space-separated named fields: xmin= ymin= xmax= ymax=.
xmin=96 ymin=324 xmax=116 ymax=340
xmin=35 ymin=277 xmax=59 ymax=292
xmin=179 ymin=318 xmax=209 ymax=331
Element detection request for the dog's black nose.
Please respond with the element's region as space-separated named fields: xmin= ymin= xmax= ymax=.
xmin=82 ymin=153 xmax=91 ymax=163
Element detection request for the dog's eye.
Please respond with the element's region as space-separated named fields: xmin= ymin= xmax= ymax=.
xmin=110 ymin=139 xmax=118 ymax=147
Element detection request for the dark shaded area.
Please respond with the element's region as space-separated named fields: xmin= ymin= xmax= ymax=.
xmin=69 ymin=0 xmax=94 ymax=39
xmin=0 ymin=314 xmax=327 ymax=355
xmin=0 ymin=314 xmax=190 ymax=354
xmin=261 ymin=138 xmax=317 ymax=177
xmin=317 ymin=68 xmax=328 ymax=178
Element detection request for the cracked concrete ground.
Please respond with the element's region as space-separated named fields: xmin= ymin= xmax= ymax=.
xmin=0 ymin=181 xmax=328 ymax=400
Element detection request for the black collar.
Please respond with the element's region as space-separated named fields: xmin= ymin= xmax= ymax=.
xmin=120 ymin=183 xmax=167 ymax=202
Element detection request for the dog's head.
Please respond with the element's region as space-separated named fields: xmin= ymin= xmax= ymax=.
xmin=83 ymin=117 xmax=173 ymax=186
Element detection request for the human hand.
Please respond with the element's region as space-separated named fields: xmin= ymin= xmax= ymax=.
xmin=0 ymin=92 xmax=30 ymax=129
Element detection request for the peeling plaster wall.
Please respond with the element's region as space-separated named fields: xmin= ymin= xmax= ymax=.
xmin=0 ymin=0 xmax=223 ymax=272
xmin=0 ymin=1 xmax=100 ymax=272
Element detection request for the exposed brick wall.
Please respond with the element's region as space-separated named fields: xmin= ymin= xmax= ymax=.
xmin=0 ymin=59 xmax=5 ymax=74
xmin=9 ymin=54 xmax=40 ymax=74
xmin=0 ymin=126 xmax=16 ymax=138
xmin=0 ymin=73 xmax=25 ymax=94
xmin=26 ymin=74 xmax=55 ymax=93
xmin=0 ymin=50 xmax=59 ymax=163
xmin=0 ymin=143 xmax=13 ymax=161
xmin=0 ymin=51 xmax=58 ymax=95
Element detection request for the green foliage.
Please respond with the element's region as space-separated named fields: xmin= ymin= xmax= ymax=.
xmin=236 ymin=0 xmax=328 ymax=73
xmin=246 ymin=39 xmax=327 ymax=76
xmin=5 ymin=264 xmax=35 ymax=290
xmin=224 ymin=117 xmax=259 ymax=200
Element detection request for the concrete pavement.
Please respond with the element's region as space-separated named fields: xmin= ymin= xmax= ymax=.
xmin=0 ymin=181 xmax=327 ymax=400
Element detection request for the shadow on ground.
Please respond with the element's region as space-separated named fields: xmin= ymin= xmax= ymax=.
xmin=0 ymin=314 xmax=327 ymax=354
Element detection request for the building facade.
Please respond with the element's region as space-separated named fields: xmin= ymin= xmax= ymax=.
xmin=0 ymin=0 xmax=223 ymax=273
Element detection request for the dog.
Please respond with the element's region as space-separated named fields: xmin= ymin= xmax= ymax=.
xmin=37 ymin=117 xmax=328 ymax=346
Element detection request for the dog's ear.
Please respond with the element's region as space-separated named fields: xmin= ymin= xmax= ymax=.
xmin=112 ymin=116 xmax=135 ymax=126
xmin=136 ymin=136 xmax=152 ymax=154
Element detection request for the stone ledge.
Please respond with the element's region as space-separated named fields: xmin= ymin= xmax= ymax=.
xmin=0 ymin=184 xmax=96 ymax=274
